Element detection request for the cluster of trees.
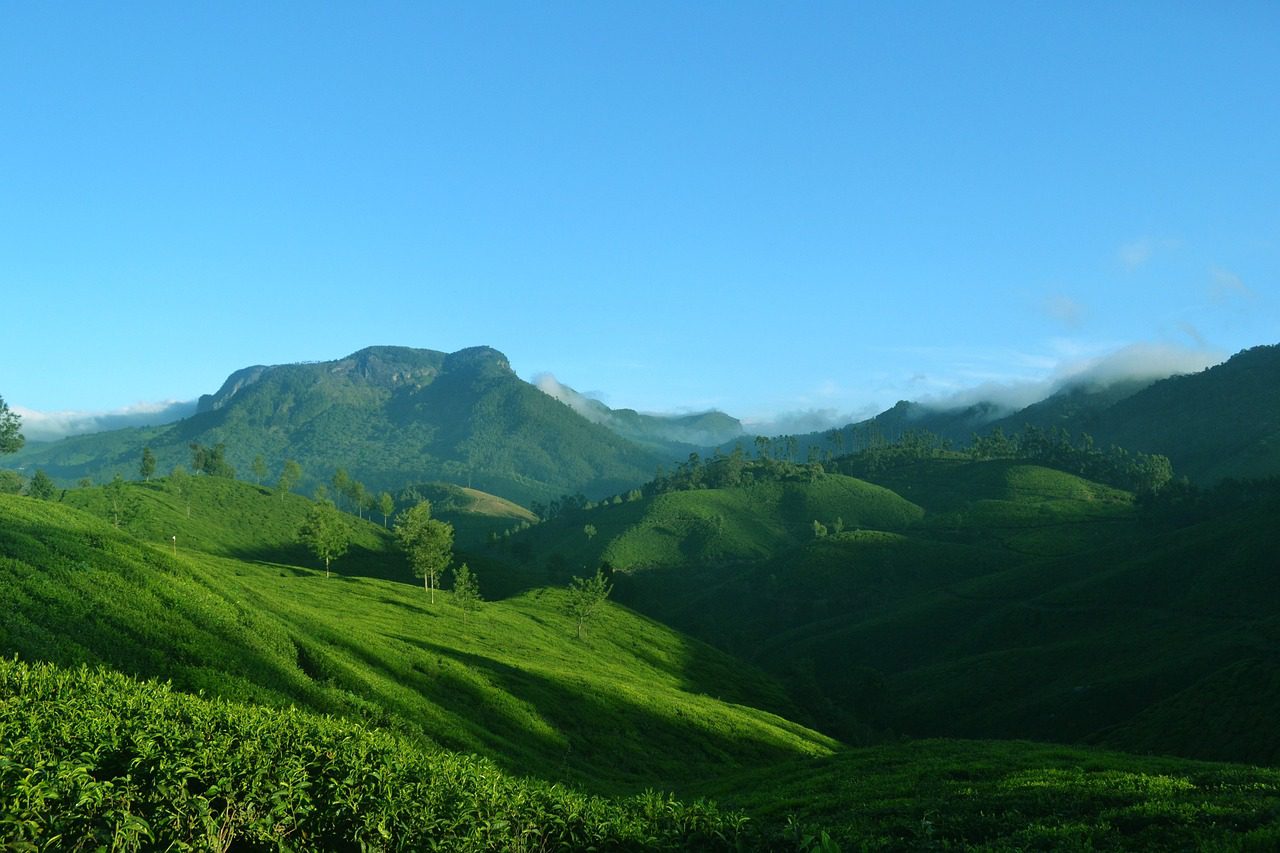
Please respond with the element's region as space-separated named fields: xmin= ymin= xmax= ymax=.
xmin=1137 ymin=475 xmax=1280 ymax=526
xmin=188 ymin=442 xmax=236 ymax=478
xmin=822 ymin=425 xmax=1176 ymax=495
xmin=649 ymin=449 xmax=827 ymax=494
xmin=967 ymin=425 xmax=1174 ymax=494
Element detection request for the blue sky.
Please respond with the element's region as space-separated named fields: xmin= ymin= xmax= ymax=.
xmin=3 ymin=2 xmax=1277 ymax=435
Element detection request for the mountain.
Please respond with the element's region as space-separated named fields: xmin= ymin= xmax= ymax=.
xmin=532 ymin=374 xmax=744 ymax=450
xmin=765 ymin=343 xmax=1280 ymax=484
xmin=5 ymin=346 xmax=685 ymax=505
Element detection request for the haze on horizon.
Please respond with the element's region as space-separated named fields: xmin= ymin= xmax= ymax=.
xmin=2 ymin=4 xmax=1276 ymax=429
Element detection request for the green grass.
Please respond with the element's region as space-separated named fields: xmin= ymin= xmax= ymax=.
xmin=0 ymin=657 xmax=755 ymax=851
xmin=0 ymin=485 xmax=836 ymax=793
xmin=701 ymin=738 xmax=1280 ymax=851
xmin=5 ymin=458 xmax=1280 ymax=848
xmin=495 ymin=473 xmax=924 ymax=577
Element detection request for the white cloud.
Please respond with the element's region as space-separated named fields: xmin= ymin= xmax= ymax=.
xmin=918 ymin=341 xmax=1224 ymax=414
xmin=14 ymin=400 xmax=197 ymax=442
xmin=1117 ymin=236 xmax=1178 ymax=271
xmin=1209 ymin=267 xmax=1257 ymax=304
xmin=1044 ymin=295 xmax=1086 ymax=329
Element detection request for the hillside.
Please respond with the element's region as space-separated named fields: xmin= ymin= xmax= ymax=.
xmin=491 ymin=470 xmax=923 ymax=581
xmin=0 ymin=481 xmax=835 ymax=792
xmin=499 ymin=454 xmax=1280 ymax=765
xmin=4 ymin=346 xmax=674 ymax=505
xmin=2 ymin=479 xmax=1280 ymax=845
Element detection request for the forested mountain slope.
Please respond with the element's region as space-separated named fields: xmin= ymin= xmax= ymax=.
xmin=7 ymin=346 xmax=675 ymax=505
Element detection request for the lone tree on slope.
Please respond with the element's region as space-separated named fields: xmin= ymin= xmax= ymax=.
xmin=566 ymin=568 xmax=612 ymax=640
xmin=139 ymin=447 xmax=157 ymax=482
xmin=297 ymin=500 xmax=350 ymax=579
xmin=450 ymin=563 xmax=483 ymax=624
xmin=394 ymin=500 xmax=454 ymax=603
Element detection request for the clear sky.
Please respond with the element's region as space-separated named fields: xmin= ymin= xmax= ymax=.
xmin=3 ymin=2 xmax=1277 ymax=434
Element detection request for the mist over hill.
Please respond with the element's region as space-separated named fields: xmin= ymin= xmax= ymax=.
xmin=748 ymin=343 xmax=1279 ymax=484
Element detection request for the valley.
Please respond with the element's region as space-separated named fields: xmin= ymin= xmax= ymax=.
xmin=2 ymin=343 xmax=1279 ymax=849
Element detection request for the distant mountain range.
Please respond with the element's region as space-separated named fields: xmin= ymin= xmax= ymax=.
xmin=6 ymin=342 xmax=1278 ymax=504
xmin=783 ymin=344 xmax=1280 ymax=484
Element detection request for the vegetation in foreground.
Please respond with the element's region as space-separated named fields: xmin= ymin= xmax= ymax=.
xmin=0 ymin=658 xmax=749 ymax=852
xmin=7 ymin=657 xmax=1280 ymax=851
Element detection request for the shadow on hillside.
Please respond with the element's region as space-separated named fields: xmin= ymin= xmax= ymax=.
xmin=227 ymin=541 xmax=411 ymax=584
xmin=390 ymin=635 xmax=826 ymax=794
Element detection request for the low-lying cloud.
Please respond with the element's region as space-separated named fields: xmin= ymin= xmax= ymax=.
xmin=531 ymin=373 xmax=609 ymax=423
xmin=920 ymin=342 xmax=1224 ymax=415
xmin=14 ymin=400 xmax=197 ymax=442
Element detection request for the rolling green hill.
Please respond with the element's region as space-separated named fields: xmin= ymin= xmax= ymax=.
xmin=2 ymin=479 xmax=1280 ymax=845
xmin=0 ymin=482 xmax=835 ymax=793
xmin=502 ymin=455 xmax=1280 ymax=767
xmin=494 ymin=471 xmax=923 ymax=580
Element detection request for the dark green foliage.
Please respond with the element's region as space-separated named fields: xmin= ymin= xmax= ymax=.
xmin=704 ymin=739 xmax=1280 ymax=851
xmin=251 ymin=453 xmax=268 ymax=484
xmin=0 ymin=658 xmax=753 ymax=851
xmin=0 ymin=395 xmax=21 ymax=454
xmin=5 ymin=346 xmax=677 ymax=505
xmin=139 ymin=445 xmax=156 ymax=481
xmin=189 ymin=441 xmax=235 ymax=478
xmin=26 ymin=469 xmax=56 ymax=501
xmin=0 ymin=469 xmax=22 ymax=494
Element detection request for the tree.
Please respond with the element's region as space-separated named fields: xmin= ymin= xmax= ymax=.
xmin=277 ymin=459 xmax=302 ymax=499
xmin=566 ymin=568 xmax=612 ymax=640
xmin=0 ymin=396 xmax=23 ymax=455
xmin=27 ymin=469 xmax=56 ymax=501
xmin=139 ymin=447 xmax=156 ymax=482
xmin=0 ymin=470 xmax=23 ymax=495
xmin=450 ymin=563 xmax=483 ymax=623
xmin=332 ymin=468 xmax=352 ymax=510
xmin=348 ymin=480 xmax=369 ymax=519
xmin=394 ymin=500 xmax=454 ymax=602
xmin=168 ymin=466 xmax=191 ymax=518
xmin=189 ymin=442 xmax=234 ymax=478
xmin=297 ymin=500 xmax=350 ymax=579
xmin=583 ymin=523 xmax=597 ymax=541
xmin=378 ymin=491 xmax=394 ymax=527
xmin=251 ymin=455 xmax=268 ymax=485
xmin=103 ymin=474 xmax=140 ymax=529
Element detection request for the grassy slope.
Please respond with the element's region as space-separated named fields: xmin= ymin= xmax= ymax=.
xmin=702 ymin=738 xmax=1280 ymax=851
xmin=7 ymin=470 xmax=1280 ymax=848
xmin=1 ymin=481 xmax=835 ymax=793
xmin=494 ymin=473 xmax=923 ymax=577
xmin=529 ymin=458 xmax=1279 ymax=767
